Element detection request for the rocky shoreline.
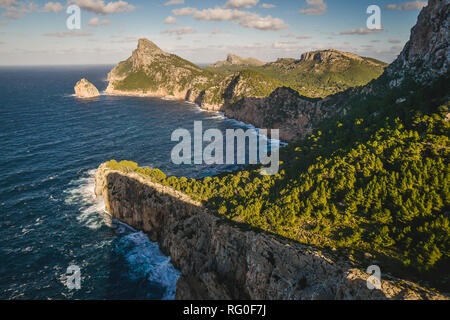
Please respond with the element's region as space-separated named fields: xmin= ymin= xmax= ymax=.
xmin=94 ymin=163 xmax=447 ymax=300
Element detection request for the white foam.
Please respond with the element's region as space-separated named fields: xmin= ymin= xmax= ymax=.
xmin=65 ymin=169 xmax=180 ymax=299
xmin=115 ymin=231 xmax=180 ymax=300
xmin=64 ymin=169 xmax=111 ymax=229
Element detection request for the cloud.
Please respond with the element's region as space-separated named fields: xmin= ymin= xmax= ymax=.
xmin=164 ymin=0 xmax=184 ymax=5
xmin=88 ymin=16 xmax=110 ymax=26
xmin=388 ymin=39 xmax=401 ymax=44
xmin=111 ymin=35 xmax=138 ymax=43
xmin=260 ymin=3 xmax=275 ymax=8
xmin=2 ymin=11 xmax=22 ymax=19
xmin=161 ymin=26 xmax=196 ymax=36
xmin=70 ymin=0 xmax=135 ymax=15
xmin=0 ymin=20 xmax=8 ymax=25
xmin=211 ymin=28 xmax=221 ymax=35
xmin=44 ymin=2 xmax=63 ymax=12
xmin=0 ymin=1 xmax=64 ymax=19
xmin=300 ymin=0 xmax=327 ymax=15
xmin=164 ymin=15 xmax=178 ymax=24
xmin=385 ymin=1 xmax=427 ymax=11
xmin=340 ymin=28 xmax=382 ymax=35
xmin=44 ymin=31 xmax=93 ymax=37
xmin=224 ymin=0 xmax=259 ymax=9
xmin=272 ymin=40 xmax=300 ymax=49
xmin=281 ymin=32 xmax=311 ymax=39
xmin=173 ymin=7 xmax=288 ymax=31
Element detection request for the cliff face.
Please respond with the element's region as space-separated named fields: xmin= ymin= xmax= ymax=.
xmin=94 ymin=164 xmax=446 ymax=300
xmin=223 ymin=87 xmax=327 ymax=142
xmin=386 ymin=0 xmax=449 ymax=87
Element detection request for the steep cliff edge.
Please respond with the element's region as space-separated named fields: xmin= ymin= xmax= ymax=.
xmin=94 ymin=163 xmax=447 ymax=300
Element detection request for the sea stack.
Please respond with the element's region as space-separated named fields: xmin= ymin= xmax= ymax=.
xmin=74 ymin=78 xmax=100 ymax=98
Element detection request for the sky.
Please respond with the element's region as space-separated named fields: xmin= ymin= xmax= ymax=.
xmin=0 ymin=0 xmax=428 ymax=65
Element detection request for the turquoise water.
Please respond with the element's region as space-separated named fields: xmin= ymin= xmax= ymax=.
xmin=0 ymin=65 xmax=259 ymax=299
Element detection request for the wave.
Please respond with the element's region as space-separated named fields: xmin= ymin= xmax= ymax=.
xmin=65 ymin=169 xmax=180 ymax=299
xmin=64 ymin=169 xmax=111 ymax=230
xmin=115 ymin=232 xmax=180 ymax=300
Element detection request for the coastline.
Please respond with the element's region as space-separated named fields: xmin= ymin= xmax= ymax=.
xmin=102 ymin=89 xmax=289 ymax=146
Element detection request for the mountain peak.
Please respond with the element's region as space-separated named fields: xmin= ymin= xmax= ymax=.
xmin=301 ymin=49 xmax=363 ymax=63
xmin=137 ymin=38 xmax=163 ymax=53
xmin=212 ymin=54 xmax=265 ymax=67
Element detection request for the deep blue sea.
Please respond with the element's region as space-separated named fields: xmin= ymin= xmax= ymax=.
xmin=0 ymin=65 xmax=262 ymax=299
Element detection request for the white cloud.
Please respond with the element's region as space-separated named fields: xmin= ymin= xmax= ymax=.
xmin=164 ymin=15 xmax=178 ymax=24
xmin=44 ymin=2 xmax=63 ymax=12
xmin=173 ymin=7 xmax=288 ymax=31
xmin=2 ymin=11 xmax=22 ymax=18
xmin=385 ymin=1 xmax=427 ymax=11
xmin=88 ymin=16 xmax=110 ymax=26
xmin=340 ymin=28 xmax=383 ymax=35
xmin=272 ymin=40 xmax=300 ymax=50
xmin=0 ymin=1 xmax=64 ymax=19
xmin=161 ymin=26 xmax=196 ymax=36
xmin=300 ymin=0 xmax=327 ymax=15
xmin=224 ymin=0 xmax=259 ymax=9
xmin=260 ymin=3 xmax=275 ymax=9
xmin=44 ymin=31 xmax=93 ymax=37
xmin=172 ymin=6 xmax=197 ymax=16
xmin=281 ymin=32 xmax=311 ymax=39
xmin=164 ymin=0 xmax=184 ymax=5
xmin=71 ymin=0 xmax=135 ymax=15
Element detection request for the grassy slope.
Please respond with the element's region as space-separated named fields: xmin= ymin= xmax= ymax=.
xmin=204 ymin=55 xmax=387 ymax=98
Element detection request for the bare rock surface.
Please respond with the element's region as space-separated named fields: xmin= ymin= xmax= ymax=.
xmin=74 ymin=78 xmax=100 ymax=98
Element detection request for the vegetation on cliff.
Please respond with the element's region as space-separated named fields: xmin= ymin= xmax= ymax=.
xmin=109 ymin=38 xmax=386 ymax=103
xmin=105 ymin=74 xmax=449 ymax=288
xmin=205 ymin=50 xmax=387 ymax=98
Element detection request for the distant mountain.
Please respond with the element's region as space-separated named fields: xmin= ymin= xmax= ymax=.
xmin=105 ymin=41 xmax=387 ymax=141
xmin=260 ymin=49 xmax=387 ymax=97
xmin=210 ymin=54 xmax=265 ymax=67
xmin=106 ymin=38 xmax=209 ymax=99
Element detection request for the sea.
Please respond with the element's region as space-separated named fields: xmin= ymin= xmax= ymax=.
xmin=0 ymin=65 xmax=274 ymax=299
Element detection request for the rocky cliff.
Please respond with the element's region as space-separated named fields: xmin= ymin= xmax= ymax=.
xmin=94 ymin=163 xmax=447 ymax=300
xmin=386 ymin=0 xmax=449 ymax=87
xmin=74 ymin=78 xmax=100 ymax=98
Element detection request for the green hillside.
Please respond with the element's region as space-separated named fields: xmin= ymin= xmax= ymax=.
xmin=204 ymin=50 xmax=388 ymax=98
xmin=106 ymin=74 xmax=449 ymax=290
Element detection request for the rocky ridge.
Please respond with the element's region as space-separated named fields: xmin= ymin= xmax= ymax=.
xmin=211 ymin=54 xmax=265 ymax=67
